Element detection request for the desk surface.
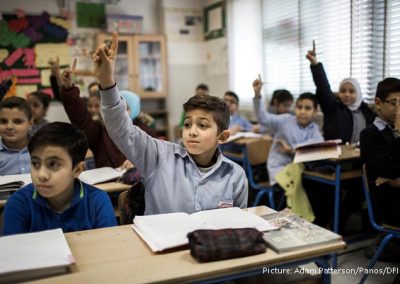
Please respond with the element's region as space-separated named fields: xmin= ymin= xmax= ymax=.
xmin=0 ymin=182 xmax=130 ymax=209
xmin=30 ymin=207 xmax=346 ymax=284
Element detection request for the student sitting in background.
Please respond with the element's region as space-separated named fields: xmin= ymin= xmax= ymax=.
xmin=94 ymin=32 xmax=248 ymax=214
xmin=306 ymin=41 xmax=375 ymax=143
xmin=3 ymin=122 xmax=117 ymax=235
xmin=253 ymin=89 xmax=294 ymax=134
xmin=27 ymin=91 xmax=50 ymax=135
xmin=223 ymin=91 xmax=254 ymax=135
xmin=0 ymin=97 xmax=32 ymax=175
xmin=253 ymin=76 xmax=323 ymax=186
xmin=55 ymin=59 xmax=156 ymax=169
xmin=360 ymin=77 xmax=400 ymax=228
xmin=179 ymin=83 xmax=210 ymax=128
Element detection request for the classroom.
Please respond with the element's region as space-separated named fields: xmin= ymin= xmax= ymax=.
xmin=0 ymin=0 xmax=399 ymax=283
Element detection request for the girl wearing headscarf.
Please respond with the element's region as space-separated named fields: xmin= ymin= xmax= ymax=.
xmin=306 ymin=44 xmax=375 ymax=144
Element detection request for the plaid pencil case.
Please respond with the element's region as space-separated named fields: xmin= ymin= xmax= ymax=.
xmin=187 ymin=228 xmax=267 ymax=262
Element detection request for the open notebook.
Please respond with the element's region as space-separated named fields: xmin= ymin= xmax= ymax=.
xmin=132 ymin=207 xmax=277 ymax=252
xmin=293 ymin=139 xmax=342 ymax=163
xmin=0 ymin=228 xmax=75 ymax=283
xmin=78 ymin=167 xmax=125 ymax=185
xmin=226 ymin=132 xmax=262 ymax=143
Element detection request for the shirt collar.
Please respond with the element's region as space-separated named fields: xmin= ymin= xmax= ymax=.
xmin=373 ymin=116 xmax=388 ymax=131
xmin=32 ymin=179 xmax=84 ymax=210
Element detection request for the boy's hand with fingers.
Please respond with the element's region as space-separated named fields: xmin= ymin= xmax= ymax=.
xmin=253 ymin=74 xmax=263 ymax=98
xmin=93 ymin=31 xmax=118 ymax=89
xmin=275 ymin=139 xmax=293 ymax=155
xmin=306 ymin=40 xmax=318 ymax=65
xmin=61 ymin=58 xmax=77 ymax=89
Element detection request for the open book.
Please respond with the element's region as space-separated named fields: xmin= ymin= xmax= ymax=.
xmin=0 ymin=228 xmax=75 ymax=283
xmin=0 ymin=174 xmax=32 ymax=198
xmin=79 ymin=167 xmax=125 ymax=185
xmin=132 ymin=207 xmax=277 ymax=252
xmin=261 ymin=209 xmax=342 ymax=253
xmin=293 ymin=139 xmax=342 ymax=163
xmin=226 ymin=132 xmax=262 ymax=143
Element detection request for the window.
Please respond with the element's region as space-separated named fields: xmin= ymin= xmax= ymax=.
xmin=228 ymin=0 xmax=398 ymax=104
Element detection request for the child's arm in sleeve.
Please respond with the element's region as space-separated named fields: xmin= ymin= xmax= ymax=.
xmin=233 ymin=173 xmax=248 ymax=208
xmin=252 ymin=75 xmax=283 ymax=132
xmin=306 ymin=41 xmax=337 ymax=113
xmin=3 ymin=194 xmax=30 ymax=235
xmin=94 ymin=32 xmax=166 ymax=177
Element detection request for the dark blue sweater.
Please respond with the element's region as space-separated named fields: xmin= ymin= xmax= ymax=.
xmin=3 ymin=180 xmax=117 ymax=235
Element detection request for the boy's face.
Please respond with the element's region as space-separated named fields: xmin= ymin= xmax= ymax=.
xmin=28 ymin=95 xmax=47 ymax=121
xmin=87 ymin=96 xmax=101 ymax=118
xmin=338 ymin=82 xmax=357 ymax=106
xmin=182 ymin=109 xmax=229 ymax=165
xmin=30 ymin=145 xmax=84 ymax=204
xmin=375 ymin=92 xmax=400 ymax=125
xmin=295 ymin=99 xmax=317 ymax=127
xmin=275 ymin=100 xmax=293 ymax=114
xmin=0 ymin=107 xmax=32 ymax=148
xmin=223 ymin=95 xmax=238 ymax=114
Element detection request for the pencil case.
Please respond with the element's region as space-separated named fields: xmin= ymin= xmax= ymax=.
xmin=187 ymin=228 xmax=267 ymax=262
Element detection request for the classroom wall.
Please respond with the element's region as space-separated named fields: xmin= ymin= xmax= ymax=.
xmin=1 ymin=0 xmax=230 ymax=137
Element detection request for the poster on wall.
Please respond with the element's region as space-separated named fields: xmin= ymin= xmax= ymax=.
xmin=0 ymin=11 xmax=70 ymax=98
xmin=163 ymin=7 xmax=203 ymax=42
xmin=204 ymin=2 xmax=225 ymax=41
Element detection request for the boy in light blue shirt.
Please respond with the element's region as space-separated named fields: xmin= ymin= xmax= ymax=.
xmin=0 ymin=97 xmax=33 ymax=175
xmin=223 ymin=91 xmax=254 ymax=134
xmin=93 ymin=33 xmax=248 ymax=215
xmin=253 ymin=76 xmax=323 ymax=185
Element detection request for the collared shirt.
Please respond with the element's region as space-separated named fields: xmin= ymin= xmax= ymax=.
xmin=229 ymin=114 xmax=253 ymax=132
xmin=351 ymin=109 xmax=366 ymax=143
xmin=3 ymin=180 xmax=117 ymax=235
xmin=0 ymin=140 xmax=30 ymax=175
xmin=373 ymin=116 xmax=388 ymax=131
xmin=101 ymin=86 xmax=248 ymax=215
xmin=254 ymin=97 xmax=323 ymax=185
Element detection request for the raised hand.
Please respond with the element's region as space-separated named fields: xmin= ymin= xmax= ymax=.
xmin=306 ymin=40 xmax=318 ymax=65
xmin=93 ymin=31 xmax=118 ymax=89
xmin=253 ymin=74 xmax=263 ymax=98
xmin=61 ymin=58 xmax=77 ymax=89
xmin=48 ymin=57 xmax=63 ymax=86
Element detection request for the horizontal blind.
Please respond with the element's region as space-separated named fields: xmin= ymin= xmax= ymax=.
xmin=352 ymin=0 xmax=385 ymax=103
xmin=227 ymin=0 xmax=263 ymax=107
xmin=262 ymin=0 xmax=300 ymax=97
xmin=385 ymin=0 xmax=400 ymax=78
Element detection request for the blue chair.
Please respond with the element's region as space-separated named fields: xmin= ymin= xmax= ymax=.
xmin=242 ymin=138 xmax=283 ymax=209
xmin=360 ymin=164 xmax=400 ymax=284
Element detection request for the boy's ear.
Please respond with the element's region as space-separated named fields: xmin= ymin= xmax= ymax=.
xmin=375 ymin=97 xmax=382 ymax=111
xmin=218 ymin=130 xmax=230 ymax=144
xmin=73 ymin=161 xmax=86 ymax=178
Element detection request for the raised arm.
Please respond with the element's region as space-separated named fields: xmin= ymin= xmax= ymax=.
xmin=93 ymin=32 xmax=166 ymax=177
xmin=252 ymin=75 xmax=283 ymax=133
xmin=306 ymin=41 xmax=337 ymax=113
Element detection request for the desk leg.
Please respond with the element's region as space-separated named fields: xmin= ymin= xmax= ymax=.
xmin=332 ymin=164 xmax=342 ymax=269
xmin=314 ymin=256 xmax=332 ymax=284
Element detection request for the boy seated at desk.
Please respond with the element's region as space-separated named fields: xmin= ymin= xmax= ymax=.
xmin=0 ymin=96 xmax=33 ymax=175
xmin=93 ymin=32 xmax=248 ymax=215
xmin=3 ymin=122 xmax=117 ymax=236
xmin=223 ymin=91 xmax=255 ymax=135
xmin=360 ymin=77 xmax=400 ymax=228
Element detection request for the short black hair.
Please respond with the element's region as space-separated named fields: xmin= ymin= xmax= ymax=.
xmin=375 ymin=77 xmax=400 ymax=101
xmin=88 ymin=82 xmax=100 ymax=98
xmin=28 ymin=122 xmax=88 ymax=168
xmin=224 ymin=91 xmax=239 ymax=104
xmin=183 ymin=94 xmax=229 ymax=133
xmin=297 ymin=92 xmax=318 ymax=109
xmin=271 ymin=89 xmax=293 ymax=105
xmin=29 ymin=91 xmax=51 ymax=109
xmin=196 ymin=84 xmax=209 ymax=92
xmin=0 ymin=96 xmax=32 ymax=120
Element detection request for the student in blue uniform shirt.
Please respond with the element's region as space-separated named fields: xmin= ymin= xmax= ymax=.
xmin=0 ymin=96 xmax=32 ymax=175
xmin=3 ymin=122 xmax=117 ymax=235
xmin=223 ymin=91 xmax=254 ymax=134
xmin=93 ymin=32 xmax=248 ymax=215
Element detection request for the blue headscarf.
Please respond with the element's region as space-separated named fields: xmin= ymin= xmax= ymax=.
xmin=120 ymin=90 xmax=141 ymax=119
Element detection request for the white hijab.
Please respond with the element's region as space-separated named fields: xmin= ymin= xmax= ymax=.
xmin=339 ymin=78 xmax=363 ymax=111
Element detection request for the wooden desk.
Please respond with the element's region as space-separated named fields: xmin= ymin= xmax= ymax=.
xmin=30 ymin=207 xmax=346 ymax=284
xmin=302 ymin=146 xmax=361 ymax=268
xmin=223 ymin=135 xmax=272 ymax=163
xmin=0 ymin=182 xmax=130 ymax=209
